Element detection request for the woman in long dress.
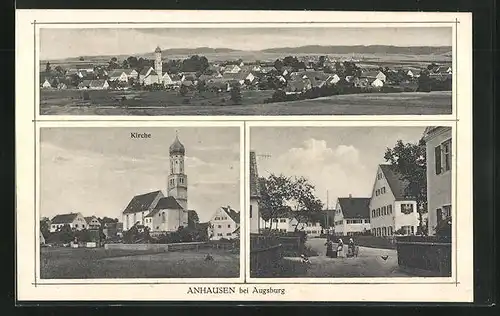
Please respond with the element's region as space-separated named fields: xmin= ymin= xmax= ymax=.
xmin=337 ymin=238 xmax=345 ymax=258
xmin=325 ymin=237 xmax=335 ymax=258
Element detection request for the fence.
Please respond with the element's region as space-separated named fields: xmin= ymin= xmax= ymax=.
xmin=396 ymin=236 xmax=452 ymax=276
xmin=250 ymin=234 xmax=283 ymax=277
xmin=105 ymin=242 xmax=207 ymax=252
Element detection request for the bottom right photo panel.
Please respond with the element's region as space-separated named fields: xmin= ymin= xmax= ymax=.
xmin=248 ymin=125 xmax=453 ymax=279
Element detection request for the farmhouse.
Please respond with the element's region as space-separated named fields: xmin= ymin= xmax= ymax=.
xmin=49 ymin=212 xmax=87 ymax=232
xmin=122 ymin=135 xmax=190 ymax=233
xmin=249 ymin=151 xmax=262 ymax=233
xmin=369 ymin=164 xmax=419 ymax=237
xmin=224 ymin=64 xmax=241 ymax=74
xmin=371 ymin=78 xmax=384 ymax=88
xmin=84 ymin=216 xmax=101 ymax=229
xmin=208 ymin=206 xmax=240 ymax=241
xmin=361 ymin=70 xmax=387 ymax=82
xmin=333 ymin=196 xmax=371 ymax=236
xmin=77 ymin=79 xmax=109 ymax=90
xmin=423 ymin=126 xmax=452 ymax=236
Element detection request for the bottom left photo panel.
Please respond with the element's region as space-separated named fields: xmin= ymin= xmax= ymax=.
xmin=36 ymin=123 xmax=243 ymax=282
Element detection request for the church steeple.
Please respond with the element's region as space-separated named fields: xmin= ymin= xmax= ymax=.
xmin=154 ymin=45 xmax=162 ymax=84
xmin=167 ymin=133 xmax=187 ymax=210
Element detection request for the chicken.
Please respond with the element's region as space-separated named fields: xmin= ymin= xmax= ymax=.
xmin=300 ymin=254 xmax=310 ymax=264
xmin=381 ymin=255 xmax=389 ymax=261
xmin=205 ymin=254 xmax=214 ymax=261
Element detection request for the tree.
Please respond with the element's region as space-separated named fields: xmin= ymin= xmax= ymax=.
xmin=188 ymin=210 xmax=200 ymax=228
xmin=179 ymin=84 xmax=189 ymax=97
xmin=126 ymin=56 xmax=139 ymax=69
xmin=384 ymin=138 xmax=428 ymax=235
xmin=45 ymin=62 xmax=51 ymax=73
xmin=107 ymin=57 xmax=119 ymax=71
xmin=274 ymin=59 xmax=284 ymax=71
xmin=54 ymin=65 xmax=65 ymax=75
xmin=79 ymin=57 xmax=84 ymax=61
xmin=417 ymin=70 xmax=432 ymax=92
xmin=259 ymin=174 xmax=324 ymax=230
xmin=40 ymin=217 xmax=51 ymax=239
xmin=230 ymin=83 xmax=242 ymax=105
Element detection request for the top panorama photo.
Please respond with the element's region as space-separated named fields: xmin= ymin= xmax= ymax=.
xmin=39 ymin=27 xmax=452 ymax=116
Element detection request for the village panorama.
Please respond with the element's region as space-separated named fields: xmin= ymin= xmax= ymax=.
xmin=39 ymin=45 xmax=452 ymax=116
xmin=39 ymin=128 xmax=241 ymax=279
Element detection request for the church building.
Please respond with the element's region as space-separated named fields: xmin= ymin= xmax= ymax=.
xmin=122 ymin=134 xmax=189 ymax=232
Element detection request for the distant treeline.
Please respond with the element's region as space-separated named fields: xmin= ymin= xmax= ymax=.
xmin=260 ymin=45 xmax=452 ymax=55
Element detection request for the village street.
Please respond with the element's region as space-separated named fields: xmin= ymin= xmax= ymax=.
xmin=283 ymin=238 xmax=412 ymax=277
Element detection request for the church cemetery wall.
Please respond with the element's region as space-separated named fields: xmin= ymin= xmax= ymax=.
xmin=105 ymin=241 xmax=208 ymax=252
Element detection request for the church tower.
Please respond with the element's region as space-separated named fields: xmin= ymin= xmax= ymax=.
xmin=167 ymin=133 xmax=188 ymax=211
xmin=154 ymin=46 xmax=162 ymax=84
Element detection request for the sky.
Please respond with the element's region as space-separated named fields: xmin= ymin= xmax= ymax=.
xmin=40 ymin=127 xmax=240 ymax=223
xmin=40 ymin=27 xmax=451 ymax=60
xmin=250 ymin=126 xmax=427 ymax=210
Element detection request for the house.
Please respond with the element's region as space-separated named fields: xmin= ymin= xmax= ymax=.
xmin=259 ymin=212 xmax=322 ymax=237
xmin=354 ymin=78 xmax=369 ymax=88
xmin=371 ymin=78 xmax=384 ymax=88
xmin=333 ymin=196 xmax=371 ymax=236
xmin=249 ymin=151 xmax=262 ymax=233
xmin=103 ymin=222 xmax=123 ymax=238
xmin=168 ymin=74 xmax=183 ymax=87
xmin=41 ymin=78 xmax=52 ymax=89
xmin=56 ymin=82 xmax=68 ymax=90
xmin=139 ymin=66 xmax=154 ymax=83
xmin=224 ymin=64 xmax=241 ymax=73
xmin=122 ymin=190 xmax=164 ymax=231
xmin=285 ymin=79 xmax=312 ymax=95
xmin=107 ymin=69 xmax=129 ymax=82
xmin=369 ymin=164 xmax=419 ymax=237
xmin=324 ymin=74 xmax=341 ymax=85
xmin=49 ymin=212 xmax=87 ymax=232
xmin=77 ymin=79 xmax=109 ymax=90
xmin=161 ymin=72 xmax=174 ymax=86
xmin=206 ymin=80 xmax=230 ymax=92
xmin=181 ymin=72 xmax=198 ymax=82
xmin=84 ymin=216 xmax=101 ymax=229
xmin=76 ymin=63 xmax=94 ymax=73
xmin=144 ymin=196 xmax=188 ymax=233
xmin=423 ymin=126 xmax=452 ymax=236
xmin=209 ymin=206 xmax=240 ymax=240
xmin=361 ymin=70 xmax=387 ymax=82
xmin=143 ymin=69 xmax=160 ymax=86
xmin=89 ymin=80 xmax=109 ymax=90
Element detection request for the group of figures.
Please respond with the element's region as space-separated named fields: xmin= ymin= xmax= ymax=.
xmin=325 ymin=236 xmax=359 ymax=258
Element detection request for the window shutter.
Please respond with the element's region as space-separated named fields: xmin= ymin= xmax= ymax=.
xmin=435 ymin=145 xmax=442 ymax=175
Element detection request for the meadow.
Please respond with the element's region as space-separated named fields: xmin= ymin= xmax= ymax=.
xmin=40 ymin=246 xmax=240 ymax=279
xmin=40 ymin=90 xmax=452 ymax=116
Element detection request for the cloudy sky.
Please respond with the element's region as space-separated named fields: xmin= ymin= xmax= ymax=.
xmin=40 ymin=127 xmax=240 ymax=223
xmin=40 ymin=27 xmax=451 ymax=60
xmin=250 ymin=126 xmax=426 ymax=210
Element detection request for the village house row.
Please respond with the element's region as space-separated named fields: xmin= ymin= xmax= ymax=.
xmin=40 ymin=46 xmax=452 ymax=95
xmin=250 ymin=126 xmax=453 ymax=238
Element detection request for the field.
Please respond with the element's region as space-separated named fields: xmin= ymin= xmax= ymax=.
xmin=40 ymin=90 xmax=452 ymax=116
xmin=40 ymin=246 xmax=240 ymax=279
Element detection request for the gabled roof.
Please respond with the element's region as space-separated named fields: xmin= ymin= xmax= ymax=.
xmin=84 ymin=216 xmax=98 ymax=223
xmin=361 ymin=70 xmax=384 ymax=78
xmin=122 ymin=190 xmax=163 ymax=214
xmin=337 ymin=197 xmax=371 ymax=219
xmin=221 ymin=206 xmax=240 ymax=224
xmin=379 ymin=164 xmax=413 ymax=201
xmin=51 ymin=213 xmax=81 ymax=224
xmin=155 ymin=196 xmax=183 ymax=210
xmin=139 ymin=66 xmax=153 ymax=75
xmin=108 ymin=69 xmax=127 ymax=78
xmin=249 ymin=151 xmax=260 ymax=198
xmin=89 ymin=80 xmax=108 ymax=88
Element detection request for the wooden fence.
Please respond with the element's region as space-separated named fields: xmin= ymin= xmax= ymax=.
xmin=250 ymin=234 xmax=283 ymax=277
xmin=396 ymin=236 xmax=452 ymax=276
